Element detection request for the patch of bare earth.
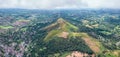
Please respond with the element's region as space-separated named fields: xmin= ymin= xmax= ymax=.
xmin=82 ymin=38 xmax=100 ymax=53
xmin=66 ymin=51 xmax=95 ymax=57
xmin=113 ymin=50 xmax=120 ymax=57
xmin=58 ymin=32 xmax=69 ymax=38
xmin=13 ymin=20 xmax=30 ymax=26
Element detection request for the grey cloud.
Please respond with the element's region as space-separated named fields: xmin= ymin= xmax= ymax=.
xmin=0 ymin=0 xmax=119 ymax=9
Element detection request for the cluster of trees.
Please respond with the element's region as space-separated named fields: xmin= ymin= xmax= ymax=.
xmin=26 ymin=37 xmax=93 ymax=57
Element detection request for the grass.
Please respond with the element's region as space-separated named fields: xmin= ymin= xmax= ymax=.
xmin=110 ymin=50 xmax=120 ymax=57
xmin=44 ymin=30 xmax=62 ymax=42
xmin=56 ymin=18 xmax=78 ymax=32
xmin=67 ymin=32 xmax=118 ymax=56
xmin=43 ymin=18 xmax=117 ymax=56
xmin=76 ymin=32 xmax=106 ymax=53
xmin=60 ymin=52 xmax=71 ymax=57
xmin=67 ymin=22 xmax=78 ymax=29
xmin=44 ymin=18 xmax=79 ymax=42
xmin=48 ymin=52 xmax=71 ymax=57
xmin=66 ymin=22 xmax=78 ymax=31
xmin=0 ymin=25 xmax=14 ymax=29
xmin=42 ymin=18 xmax=120 ymax=57
xmin=21 ymin=28 xmax=27 ymax=31
xmin=104 ymin=51 xmax=117 ymax=57
xmin=97 ymin=50 xmax=120 ymax=57
xmin=43 ymin=18 xmax=106 ymax=55
xmin=68 ymin=32 xmax=81 ymax=38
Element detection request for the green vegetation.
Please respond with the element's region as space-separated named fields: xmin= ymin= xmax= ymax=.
xmin=44 ymin=30 xmax=62 ymax=41
xmin=44 ymin=18 xmax=78 ymax=42
xmin=20 ymin=28 xmax=27 ymax=31
xmin=105 ymin=52 xmax=117 ymax=57
xmin=60 ymin=52 xmax=71 ymax=57
xmin=100 ymin=31 xmax=112 ymax=35
xmin=0 ymin=25 xmax=14 ymax=29
xmin=0 ymin=9 xmax=120 ymax=57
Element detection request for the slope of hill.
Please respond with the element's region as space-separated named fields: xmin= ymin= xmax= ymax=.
xmin=43 ymin=18 xmax=78 ymax=42
xmin=39 ymin=18 xmax=104 ymax=56
xmin=41 ymin=18 xmax=120 ymax=57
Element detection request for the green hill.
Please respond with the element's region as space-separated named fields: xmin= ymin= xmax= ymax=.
xmin=42 ymin=18 xmax=106 ymax=56
xmin=43 ymin=18 xmax=78 ymax=42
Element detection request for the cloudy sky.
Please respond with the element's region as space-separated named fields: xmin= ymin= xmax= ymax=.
xmin=0 ymin=0 xmax=119 ymax=9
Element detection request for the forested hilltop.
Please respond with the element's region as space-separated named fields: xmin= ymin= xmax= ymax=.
xmin=0 ymin=9 xmax=120 ymax=57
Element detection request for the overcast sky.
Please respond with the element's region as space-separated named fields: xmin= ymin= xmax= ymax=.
xmin=0 ymin=0 xmax=119 ymax=9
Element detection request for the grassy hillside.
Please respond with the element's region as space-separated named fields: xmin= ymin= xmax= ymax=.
xmin=42 ymin=18 xmax=120 ymax=57
xmin=44 ymin=18 xmax=78 ymax=42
